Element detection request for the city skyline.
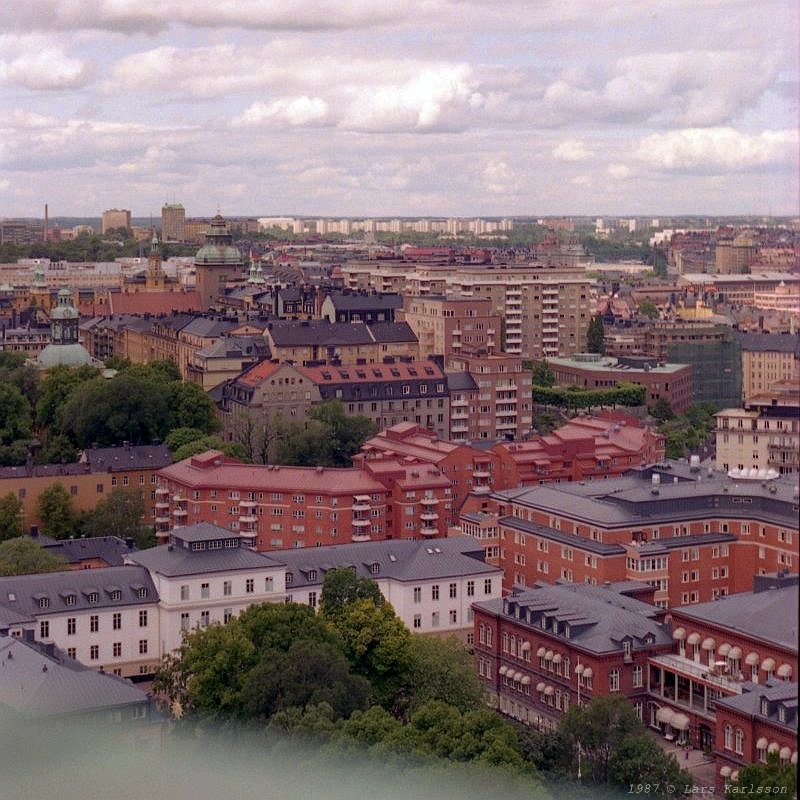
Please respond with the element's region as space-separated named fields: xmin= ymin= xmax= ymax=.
xmin=1 ymin=1 xmax=797 ymax=218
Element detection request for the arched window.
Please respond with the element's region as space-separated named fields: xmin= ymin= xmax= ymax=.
xmin=734 ymin=729 xmax=744 ymax=755
xmin=724 ymin=725 xmax=733 ymax=751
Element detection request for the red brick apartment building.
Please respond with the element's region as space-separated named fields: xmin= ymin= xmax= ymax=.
xmin=460 ymin=461 xmax=799 ymax=606
xmin=154 ymin=449 xmax=453 ymax=551
xmin=473 ymin=581 xmax=673 ymax=730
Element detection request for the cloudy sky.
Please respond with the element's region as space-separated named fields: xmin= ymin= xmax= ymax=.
xmin=1 ymin=0 xmax=797 ymax=218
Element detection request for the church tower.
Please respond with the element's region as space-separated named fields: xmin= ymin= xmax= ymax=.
xmin=146 ymin=232 xmax=166 ymax=291
xmin=193 ymin=214 xmax=243 ymax=310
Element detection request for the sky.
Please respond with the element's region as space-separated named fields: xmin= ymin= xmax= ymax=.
xmin=1 ymin=0 xmax=798 ymax=219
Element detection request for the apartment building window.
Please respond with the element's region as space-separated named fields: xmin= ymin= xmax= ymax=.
xmin=449 ymin=583 xmax=457 ymax=598
xmin=413 ymin=587 xmax=421 ymax=603
xmin=180 ymin=612 xmax=190 ymax=632
xmin=413 ymin=615 xmax=422 ymax=629
xmin=67 ymin=647 xmax=76 ymax=660
xmin=139 ymin=610 xmax=148 ymax=627
xmin=467 ymin=580 xmax=475 ymax=597
xmin=723 ymin=725 xmax=733 ymax=751
xmin=200 ymin=611 xmax=210 ymax=627
xmin=223 ymin=580 xmax=232 ymax=596
xmin=632 ymin=665 xmax=643 ymax=688
xmin=308 ymin=591 xmax=318 ymax=609
xmin=113 ymin=612 xmax=121 ymax=630
xmin=223 ymin=609 xmax=233 ymax=624
xmin=39 ymin=620 xmax=49 ymax=639
xmin=90 ymin=645 xmax=99 ymax=661
xmin=180 ymin=585 xmax=189 ymax=601
xmin=431 ymin=584 xmax=440 ymax=600
xmin=89 ymin=615 xmax=99 ymax=633
xmin=449 ymin=610 xmax=457 ymax=625
xmin=201 ymin=583 xmax=210 ymax=599
xmin=484 ymin=578 xmax=493 ymax=595
xmin=246 ymin=579 xmax=254 ymax=594
xmin=431 ymin=612 xmax=440 ymax=628
xmin=139 ymin=639 xmax=148 ymax=655
xmin=67 ymin=617 xmax=76 ymax=635
xmin=265 ymin=577 xmax=274 ymax=592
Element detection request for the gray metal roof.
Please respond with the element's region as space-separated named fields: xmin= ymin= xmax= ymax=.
xmin=326 ymin=291 xmax=403 ymax=311
xmin=0 ymin=566 xmax=158 ymax=619
xmin=715 ymin=679 xmax=798 ymax=731
xmin=672 ymin=585 xmax=798 ymax=652
xmin=490 ymin=464 xmax=799 ymax=529
xmin=474 ymin=581 xmax=671 ymax=655
xmin=735 ymin=331 xmax=800 ymax=355
xmin=499 ymin=516 xmax=626 ymax=556
xmin=446 ymin=371 xmax=478 ymax=391
xmin=179 ymin=317 xmax=236 ymax=338
xmin=278 ymin=535 xmax=500 ymax=588
xmin=0 ymin=635 xmax=150 ymax=719
xmin=128 ymin=540 xmax=284 ymax=578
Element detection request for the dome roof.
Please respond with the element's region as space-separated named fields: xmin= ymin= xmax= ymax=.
xmin=37 ymin=342 xmax=94 ymax=369
xmin=194 ymin=244 xmax=243 ymax=265
xmin=50 ymin=288 xmax=79 ymax=320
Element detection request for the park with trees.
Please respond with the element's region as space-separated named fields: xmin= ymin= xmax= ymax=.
xmin=153 ymin=568 xmax=691 ymax=798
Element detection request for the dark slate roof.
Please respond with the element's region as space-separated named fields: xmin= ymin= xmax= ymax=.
xmin=735 ymin=331 xmax=800 ymax=355
xmin=0 ymin=635 xmax=150 ymax=719
xmin=326 ymin=291 xmax=403 ymax=311
xmin=474 ymin=581 xmax=671 ymax=655
xmin=672 ymin=585 xmax=798 ymax=652
xmin=82 ymin=444 xmax=172 ymax=473
xmin=267 ymin=320 xmax=373 ymax=346
xmin=179 ymin=317 xmax=236 ymax=338
xmin=128 ymin=540 xmax=284 ymax=578
xmin=196 ymin=335 xmax=269 ymax=359
xmin=0 ymin=566 xmax=158 ymax=618
xmin=367 ymin=321 xmax=416 ymax=343
xmin=446 ymin=371 xmax=478 ymax=391
xmin=277 ymin=535 xmax=500 ymax=587
xmin=39 ymin=535 xmax=137 ymax=567
xmin=715 ymin=679 xmax=798 ymax=731
xmin=637 ymin=532 xmax=737 ymax=555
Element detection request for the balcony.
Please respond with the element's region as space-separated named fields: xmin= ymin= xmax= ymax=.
xmin=421 ymin=496 xmax=439 ymax=506
xmin=352 ymin=517 xmax=370 ymax=527
xmin=172 ymin=508 xmax=188 ymax=518
xmin=472 ymin=485 xmax=492 ymax=495
xmin=473 ymin=469 xmax=491 ymax=478
xmin=451 ymin=422 xmax=469 ymax=432
xmin=155 ymin=515 xmax=170 ymax=525
xmin=155 ymin=487 xmax=169 ymax=497
xmin=351 ymin=531 xmax=371 ymax=543
xmin=155 ymin=501 xmax=170 ymax=510
xmin=173 ymin=495 xmax=188 ymax=505
xmin=352 ymin=501 xmax=370 ymax=512
xmin=420 ymin=526 xmax=438 ymax=537
xmin=239 ymin=499 xmax=257 ymax=509
xmin=238 ymin=515 xmax=258 ymax=524
xmin=420 ymin=512 xmax=439 ymax=522
xmin=451 ymin=397 xmax=468 ymax=407
xmin=649 ymin=654 xmax=745 ymax=694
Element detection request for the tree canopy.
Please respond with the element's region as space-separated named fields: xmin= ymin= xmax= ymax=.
xmin=730 ymin=752 xmax=796 ymax=797
xmin=0 ymin=493 xmax=24 ymax=541
xmin=586 ymin=315 xmax=605 ymax=354
xmin=0 ymin=538 xmax=66 ymax=576
xmin=36 ymin=482 xmax=77 ymax=539
xmin=80 ymin=487 xmax=154 ymax=548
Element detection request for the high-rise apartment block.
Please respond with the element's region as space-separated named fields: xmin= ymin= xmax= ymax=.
xmin=101 ymin=209 xmax=131 ymax=234
xmin=161 ymin=203 xmax=186 ymax=242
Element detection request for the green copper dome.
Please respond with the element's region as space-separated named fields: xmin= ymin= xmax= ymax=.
xmin=49 ymin=288 xmax=79 ymax=320
xmin=194 ymin=213 xmax=243 ymax=266
xmin=37 ymin=342 xmax=93 ymax=369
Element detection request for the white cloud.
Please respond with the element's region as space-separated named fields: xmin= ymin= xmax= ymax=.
xmin=234 ymin=97 xmax=330 ymax=128
xmin=552 ymin=140 xmax=593 ymax=161
xmin=482 ymin=158 xmax=520 ymax=195
xmin=0 ymin=36 xmax=93 ymax=90
xmin=607 ymin=164 xmax=632 ymax=180
xmin=635 ymin=127 xmax=798 ymax=172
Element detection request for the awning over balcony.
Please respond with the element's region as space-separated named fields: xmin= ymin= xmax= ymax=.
xmin=756 ymin=737 xmax=768 ymax=749
xmin=521 ymin=641 xmax=531 ymax=652
xmin=544 ymin=686 xmax=554 ymax=696
xmin=730 ymin=771 xmax=739 ymax=782
xmin=672 ymin=713 xmax=690 ymax=730
xmin=499 ymin=665 xmax=508 ymax=676
xmin=575 ymin=663 xmax=585 ymax=675
xmin=536 ymin=682 xmax=546 ymax=692
xmin=791 ymin=752 xmax=797 ymax=765
xmin=656 ymin=707 xmax=675 ymax=724
xmin=701 ymin=637 xmax=715 ymax=650
xmin=728 ymin=646 xmax=742 ymax=659
xmin=779 ymin=747 xmax=791 ymax=761
xmin=745 ymin=651 xmax=759 ymax=666
xmin=545 ymin=650 xmax=554 ymax=660
xmin=686 ymin=632 xmax=701 ymax=645
xmin=553 ymin=654 xmax=562 ymax=664
xmin=719 ymin=767 xmax=731 ymax=778
xmin=514 ymin=671 xmax=523 ymax=682
xmin=582 ymin=667 xmax=593 ymax=679
xmin=521 ymin=675 xmax=531 ymax=685
xmin=768 ymin=742 xmax=780 ymax=754
xmin=761 ymin=657 xmax=776 ymax=672
xmin=777 ymin=663 xmax=792 ymax=678
xmin=672 ymin=627 xmax=686 ymax=640
xmin=718 ymin=643 xmax=731 ymax=657
xmin=537 ymin=646 xmax=546 ymax=657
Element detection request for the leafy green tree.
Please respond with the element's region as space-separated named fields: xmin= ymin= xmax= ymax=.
xmin=0 ymin=538 xmax=66 ymax=576
xmin=172 ymin=436 xmax=248 ymax=462
xmin=0 ymin=352 xmax=26 ymax=370
xmin=164 ymin=427 xmax=207 ymax=451
xmin=320 ymin=567 xmax=384 ymax=618
xmin=267 ymin=701 xmax=339 ymax=739
xmin=35 ymin=364 xmax=100 ymax=430
xmin=0 ymin=442 xmax=29 ymax=466
xmin=649 ymin=398 xmax=675 ymax=422
xmin=533 ymin=412 xmax=558 ymax=434
xmin=728 ymin=752 xmax=796 ymax=796
xmin=327 ymin=598 xmax=414 ymax=711
xmin=37 ymin=433 xmax=79 ymax=465
xmin=0 ymin=492 xmax=24 ymax=541
xmin=404 ymin=636 xmax=485 ymax=715
xmin=241 ymin=639 xmax=371 ymax=721
xmin=586 ymin=315 xmax=606 ymax=354
xmin=0 ymin=384 xmax=32 ymax=444
xmin=637 ymin=300 xmax=659 ymax=319
xmin=531 ymin=360 xmax=556 ymax=387
xmin=609 ymin=735 xmax=691 ymax=793
xmin=36 ymin=482 xmax=78 ymax=539
xmin=81 ymin=487 xmax=153 ymax=548
xmin=103 ymin=356 xmax=132 ymax=371
xmin=167 ymin=381 xmax=220 ymax=434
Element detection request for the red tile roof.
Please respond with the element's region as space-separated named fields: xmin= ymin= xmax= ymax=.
xmin=159 ymin=450 xmax=387 ymax=494
xmin=109 ymin=291 xmax=202 ymax=315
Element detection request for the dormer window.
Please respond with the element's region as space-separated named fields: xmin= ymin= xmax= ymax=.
xmin=564 ymin=624 xmax=570 ymax=639
xmin=136 ymin=588 xmax=147 ymax=599
xmin=110 ymin=591 xmax=121 ymax=601
xmin=38 ymin=597 xmax=49 ymax=609
xmin=778 ymin=706 xmax=786 ymax=723
xmin=623 ymin=640 xmax=632 ymax=658
xmin=307 ymin=570 xmax=317 ymax=582
xmin=87 ymin=592 xmax=99 ymax=604
xmin=370 ymin=563 xmax=380 ymax=575
xmin=286 ymin=572 xmax=293 ymax=585
xmin=761 ymin=698 xmax=769 ymax=716
xmin=64 ymin=594 xmax=76 ymax=606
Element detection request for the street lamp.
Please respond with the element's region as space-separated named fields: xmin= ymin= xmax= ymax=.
xmin=575 ymin=663 xmax=585 ymax=706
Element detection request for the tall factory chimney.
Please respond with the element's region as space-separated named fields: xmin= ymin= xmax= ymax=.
xmin=44 ymin=203 xmax=48 ymax=242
